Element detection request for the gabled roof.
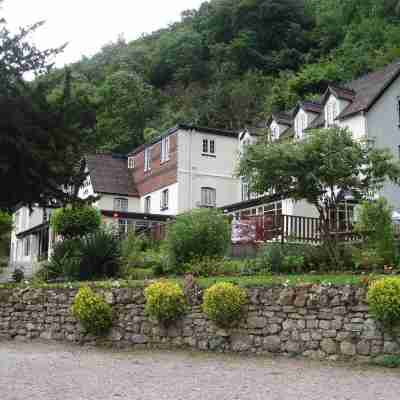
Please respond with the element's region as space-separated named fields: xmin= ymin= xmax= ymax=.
xmin=293 ymin=101 xmax=322 ymax=116
xmin=278 ymin=127 xmax=295 ymax=141
xmin=277 ymin=60 xmax=400 ymax=130
xmin=267 ymin=111 xmax=293 ymax=128
xmin=86 ymin=153 xmax=139 ymax=197
xmin=338 ymin=60 xmax=400 ymax=120
xmin=305 ymin=113 xmax=325 ymax=131
xmin=128 ymin=124 xmax=238 ymax=156
xmin=321 ymin=85 xmax=356 ymax=105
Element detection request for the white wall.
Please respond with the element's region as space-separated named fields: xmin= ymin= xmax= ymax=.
xmin=177 ymin=129 xmax=240 ymax=213
xmin=338 ymin=113 xmax=366 ymax=141
xmin=366 ymin=74 xmax=400 ymax=210
xmin=139 ymin=182 xmax=178 ymax=215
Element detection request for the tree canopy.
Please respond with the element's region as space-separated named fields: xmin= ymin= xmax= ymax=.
xmin=239 ymin=127 xmax=400 ymax=264
xmin=0 ymin=20 xmax=96 ymax=209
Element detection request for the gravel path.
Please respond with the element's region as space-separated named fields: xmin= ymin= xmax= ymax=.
xmin=0 ymin=341 xmax=399 ymax=400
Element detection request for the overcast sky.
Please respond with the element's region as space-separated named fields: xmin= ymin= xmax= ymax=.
xmin=3 ymin=0 xmax=205 ymax=66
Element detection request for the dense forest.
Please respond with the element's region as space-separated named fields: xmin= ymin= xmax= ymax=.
xmin=45 ymin=0 xmax=400 ymax=153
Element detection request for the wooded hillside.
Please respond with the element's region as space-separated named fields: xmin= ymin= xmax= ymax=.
xmin=47 ymin=0 xmax=400 ymax=153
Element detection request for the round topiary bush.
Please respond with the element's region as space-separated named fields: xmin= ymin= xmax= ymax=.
xmin=51 ymin=205 xmax=101 ymax=239
xmin=202 ymin=282 xmax=247 ymax=328
xmin=368 ymin=277 xmax=400 ymax=329
xmin=72 ymin=286 xmax=113 ymax=336
xmin=144 ymin=281 xmax=187 ymax=324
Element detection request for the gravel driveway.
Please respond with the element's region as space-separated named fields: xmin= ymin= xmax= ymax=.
xmin=0 ymin=341 xmax=399 ymax=400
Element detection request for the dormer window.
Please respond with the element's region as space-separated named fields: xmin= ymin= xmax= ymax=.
xmin=128 ymin=157 xmax=135 ymax=169
xmin=326 ymin=100 xmax=339 ymax=127
xmin=295 ymin=113 xmax=307 ymax=139
xmin=270 ymin=126 xmax=279 ymax=141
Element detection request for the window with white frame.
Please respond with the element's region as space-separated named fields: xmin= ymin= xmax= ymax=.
xmin=15 ymin=211 xmax=20 ymax=232
xmin=201 ymin=187 xmax=216 ymax=207
xmin=144 ymin=147 xmax=152 ymax=172
xmin=128 ymin=157 xmax=135 ymax=169
xmin=397 ymin=96 xmax=400 ymax=126
xmin=161 ymin=136 xmax=170 ymax=163
xmin=24 ymin=236 xmax=30 ymax=257
xmin=145 ymin=196 xmax=151 ymax=213
xmin=160 ymin=189 xmax=169 ymax=210
xmin=270 ymin=125 xmax=279 ymax=141
xmin=202 ymin=139 xmax=216 ymax=156
xmin=326 ymin=100 xmax=339 ymax=127
xmin=114 ymin=198 xmax=128 ymax=212
xmin=295 ymin=113 xmax=307 ymax=139
xmin=241 ymin=180 xmax=250 ymax=201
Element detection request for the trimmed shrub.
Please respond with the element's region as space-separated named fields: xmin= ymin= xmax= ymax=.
xmin=51 ymin=206 xmax=101 ymax=239
xmin=167 ymin=209 xmax=230 ymax=273
xmin=202 ymin=282 xmax=247 ymax=328
xmin=368 ymin=277 xmax=400 ymax=329
xmin=144 ymin=281 xmax=186 ymax=324
xmin=72 ymin=286 xmax=113 ymax=336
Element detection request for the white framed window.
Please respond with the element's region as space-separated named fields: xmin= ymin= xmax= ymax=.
xmin=161 ymin=136 xmax=170 ymax=163
xmin=114 ymin=198 xmax=128 ymax=212
xmin=160 ymin=189 xmax=169 ymax=210
xmin=15 ymin=211 xmax=20 ymax=232
xmin=295 ymin=113 xmax=307 ymax=138
xmin=128 ymin=157 xmax=135 ymax=169
xmin=241 ymin=180 xmax=250 ymax=201
xmin=201 ymin=187 xmax=216 ymax=207
xmin=144 ymin=147 xmax=152 ymax=172
xmin=326 ymin=101 xmax=338 ymax=127
xmin=145 ymin=196 xmax=151 ymax=214
xmin=270 ymin=126 xmax=279 ymax=141
xmin=397 ymin=96 xmax=400 ymax=126
xmin=202 ymin=139 xmax=216 ymax=156
xmin=24 ymin=236 xmax=30 ymax=257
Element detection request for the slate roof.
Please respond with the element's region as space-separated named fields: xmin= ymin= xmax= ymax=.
xmin=305 ymin=113 xmax=325 ymax=130
xmin=338 ymin=60 xmax=400 ymax=120
xmin=86 ymin=153 xmax=139 ymax=197
xmin=295 ymin=101 xmax=322 ymax=115
xmin=276 ymin=60 xmax=400 ymax=131
xmin=271 ymin=112 xmax=293 ymax=126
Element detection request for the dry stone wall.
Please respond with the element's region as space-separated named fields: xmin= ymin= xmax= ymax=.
xmin=0 ymin=285 xmax=397 ymax=360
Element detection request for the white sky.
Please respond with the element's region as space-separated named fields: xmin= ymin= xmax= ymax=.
xmin=2 ymin=0 xmax=206 ymax=66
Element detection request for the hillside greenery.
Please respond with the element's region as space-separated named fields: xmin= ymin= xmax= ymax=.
xmin=39 ymin=0 xmax=400 ymax=154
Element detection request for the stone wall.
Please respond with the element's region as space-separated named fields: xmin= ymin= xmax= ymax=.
xmin=0 ymin=285 xmax=397 ymax=360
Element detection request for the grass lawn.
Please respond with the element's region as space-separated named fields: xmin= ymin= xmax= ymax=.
xmin=0 ymin=273 xmax=388 ymax=290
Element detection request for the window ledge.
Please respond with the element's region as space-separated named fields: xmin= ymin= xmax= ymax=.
xmin=201 ymin=153 xmax=216 ymax=158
